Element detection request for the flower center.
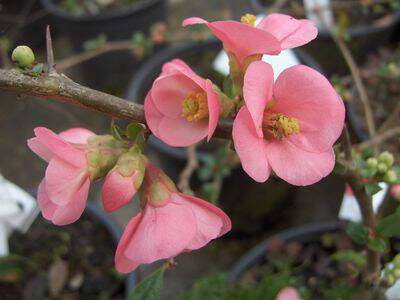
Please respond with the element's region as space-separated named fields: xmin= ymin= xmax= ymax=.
xmin=241 ymin=13 xmax=256 ymax=27
xmin=181 ymin=91 xmax=208 ymax=122
xmin=262 ymin=113 xmax=300 ymax=140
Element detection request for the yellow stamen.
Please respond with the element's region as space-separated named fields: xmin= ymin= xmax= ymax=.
xmin=263 ymin=113 xmax=300 ymax=140
xmin=241 ymin=13 xmax=256 ymax=27
xmin=181 ymin=91 xmax=208 ymax=122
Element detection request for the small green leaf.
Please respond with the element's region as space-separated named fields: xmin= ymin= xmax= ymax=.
xmin=364 ymin=183 xmax=382 ymax=196
xmin=346 ymin=222 xmax=368 ymax=245
xmin=367 ymin=237 xmax=388 ymax=253
xmin=83 ymin=34 xmax=107 ymax=51
xmin=377 ymin=208 xmax=400 ymax=238
xmin=110 ymin=122 xmax=124 ymax=141
xmin=31 ymin=63 xmax=43 ymax=74
xmin=129 ymin=265 xmax=165 ymax=300
xmin=126 ymin=123 xmax=145 ymax=142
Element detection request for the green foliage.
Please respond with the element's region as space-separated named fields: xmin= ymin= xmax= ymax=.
xmin=129 ymin=266 xmax=165 ymax=300
xmin=323 ymin=284 xmax=363 ymax=300
xmin=377 ymin=207 xmax=400 ymax=238
xmin=346 ymin=222 xmax=368 ymax=245
xmin=364 ymin=182 xmax=382 ymax=196
xmin=367 ymin=236 xmax=387 ymax=253
xmin=332 ymin=250 xmax=366 ymax=269
xmin=83 ymin=34 xmax=107 ymax=51
xmin=181 ymin=274 xmax=228 ymax=300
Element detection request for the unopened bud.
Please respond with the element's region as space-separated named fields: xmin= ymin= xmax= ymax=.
xmin=366 ymin=157 xmax=378 ymax=169
xmin=377 ymin=163 xmax=388 ymax=174
xmin=384 ymin=170 xmax=398 ymax=184
xmin=378 ymin=151 xmax=394 ymax=167
xmin=12 ymin=45 xmax=35 ymax=68
xmin=391 ymin=185 xmax=400 ymax=202
xmin=116 ymin=149 xmax=146 ymax=189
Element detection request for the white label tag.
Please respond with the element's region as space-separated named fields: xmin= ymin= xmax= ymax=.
xmin=339 ymin=182 xmax=388 ymax=222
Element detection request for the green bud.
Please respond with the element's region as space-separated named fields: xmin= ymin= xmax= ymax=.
xmin=384 ymin=169 xmax=398 ymax=184
xmin=12 ymin=45 xmax=35 ymax=68
xmin=387 ymin=274 xmax=396 ymax=286
xmin=393 ymin=254 xmax=400 ymax=268
xmin=378 ymin=151 xmax=394 ymax=167
xmin=394 ymin=269 xmax=400 ymax=279
xmin=116 ymin=149 xmax=146 ymax=189
xmin=377 ymin=163 xmax=388 ymax=174
xmin=366 ymin=157 xmax=378 ymax=169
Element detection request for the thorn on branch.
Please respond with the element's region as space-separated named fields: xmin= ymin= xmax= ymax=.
xmin=46 ymin=25 xmax=57 ymax=76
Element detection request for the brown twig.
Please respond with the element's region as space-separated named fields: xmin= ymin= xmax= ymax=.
xmin=0 ymin=69 xmax=232 ymax=139
xmin=357 ymin=127 xmax=400 ymax=151
xmin=341 ymin=127 xmax=380 ymax=286
xmin=316 ymin=9 xmax=377 ymax=142
xmin=56 ymin=41 xmax=134 ymax=71
xmin=178 ymin=145 xmax=199 ymax=196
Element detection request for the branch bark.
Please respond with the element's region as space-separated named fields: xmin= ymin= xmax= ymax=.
xmin=0 ymin=68 xmax=232 ymax=139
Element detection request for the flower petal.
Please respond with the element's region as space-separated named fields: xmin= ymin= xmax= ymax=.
xmin=37 ymin=179 xmax=57 ymax=220
xmin=205 ymin=79 xmax=220 ymax=141
xmin=281 ymin=19 xmax=318 ymax=50
xmin=27 ymin=137 xmax=53 ymax=162
xmin=45 ymin=157 xmax=88 ymax=205
xmin=266 ymin=140 xmax=335 ymax=186
xmin=34 ymin=127 xmax=86 ymax=167
xmin=151 ymin=73 xmax=201 ymax=119
xmin=183 ymin=18 xmax=281 ymax=65
xmin=276 ymin=287 xmax=301 ymax=300
xmin=144 ymin=92 xmax=163 ymax=137
xmin=51 ymin=177 xmax=89 ymax=225
xmin=123 ymin=203 xmax=197 ymax=270
xmin=244 ymin=61 xmax=274 ymax=137
xmin=257 ymin=14 xmax=300 ymax=41
xmin=115 ymin=212 xmax=143 ymax=273
xmin=102 ymin=169 xmax=137 ymax=213
xmin=174 ymin=193 xmax=231 ymax=250
xmin=273 ymin=65 xmax=345 ymax=153
xmin=59 ymin=128 xmax=95 ymax=145
xmin=233 ymin=107 xmax=270 ymax=182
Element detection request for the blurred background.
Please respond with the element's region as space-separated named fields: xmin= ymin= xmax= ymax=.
xmin=0 ymin=0 xmax=399 ymax=299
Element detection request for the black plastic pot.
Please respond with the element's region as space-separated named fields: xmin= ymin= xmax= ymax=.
xmin=249 ymin=0 xmax=400 ymax=74
xmin=228 ymin=221 xmax=341 ymax=282
xmin=85 ymin=202 xmax=136 ymax=298
xmin=39 ymin=0 xmax=167 ymax=90
xmin=126 ymin=38 xmax=324 ymax=162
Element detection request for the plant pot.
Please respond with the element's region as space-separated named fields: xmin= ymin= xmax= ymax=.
xmin=2 ymin=201 xmax=136 ymax=299
xmin=39 ymin=0 xmax=167 ymax=91
xmin=0 ymin=0 xmax=49 ymax=49
xmin=249 ymin=0 xmax=400 ymax=74
xmin=228 ymin=221 xmax=341 ymax=282
xmin=125 ymin=38 xmax=324 ymax=163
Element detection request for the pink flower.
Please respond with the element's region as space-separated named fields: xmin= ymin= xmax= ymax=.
xmin=27 ymin=127 xmax=95 ymax=225
xmin=115 ymin=163 xmax=231 ymax=273
xmin=233 ymin=61 xmax=345 ymax=186
xmin=183 ymin=13 xmax=317 ymax=67
xmin=102 ymin=151 xmax=146 ymax=213
xmin=144 ymin=59 xmax=220 ymax=147
xmin=276 ymin=287 xmax=301 ymax=300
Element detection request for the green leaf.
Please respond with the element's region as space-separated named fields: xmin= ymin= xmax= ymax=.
xmin=346 ymin=222 xmax=368 ymax=245
xmin=367 ymin=236 xmax=388 ymax=253
xmin=377 ymin=208 xmax=400 ymax=238
xmin=364 ymin=183 xmax=382 ymax=196
xmin=359 ymin=167 xmax=377 ymax=179
xmin=110 ymin=122 xmax=124 ymax=141
xmin=332 ymin=250 xmax=366 ymax=268
xmin=129 ymin=266 xmax=165 ymax=300
xmin=83 ymin=34 xmax=107 ymax=51
xmin=126 ymin=123 xmax=145 ymax=142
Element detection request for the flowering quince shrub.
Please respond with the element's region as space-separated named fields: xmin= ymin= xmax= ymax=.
xmin=23 ymin=11 xmax=400 ymax=300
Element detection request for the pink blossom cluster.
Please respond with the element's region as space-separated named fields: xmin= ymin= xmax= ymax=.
xmin=28 ymin=13 xmax=345 ymax=276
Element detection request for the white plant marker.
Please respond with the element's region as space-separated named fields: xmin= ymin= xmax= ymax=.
xmin=213 ymin=15 xmax=301 ymax=80
xmin=0 ymin=174 xmax=39 ymax=256
xmin=303 ymin=0 xmax=334 ymax=29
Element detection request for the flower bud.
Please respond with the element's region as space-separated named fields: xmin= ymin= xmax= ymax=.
xmin=391 ymin=185 xmax=400 ymax=202
xmin=378 ymin=151 xmax=394 ymax=167
xmin=366 ymin=157 xmax=378 ymax=169
xmin=115 ymin=149 xmax=146 ymax=189
xmin=387 ymin=274 xmax=396 ymax=287
xmin=139 ymin=163 xmax=177 ymax=207
xmin=384 ymin=169 xmax=398 ymax=184
xmin=12 ymin=45 xmax=35 ymax=68
xmin=377 ymin=163 xmax=388 ymax=174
